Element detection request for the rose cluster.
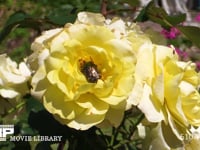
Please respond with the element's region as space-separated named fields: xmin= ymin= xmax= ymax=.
xmin=1 ymin=12 xmax=200 ymax=149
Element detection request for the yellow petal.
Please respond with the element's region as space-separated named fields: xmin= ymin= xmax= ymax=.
xmin=76 ymin=93 xmax=109 ymax=115
xmin=76 ymin=12 xmax=105 ymax=25
xmin=138 ymin=84 xmax=164 ymax=122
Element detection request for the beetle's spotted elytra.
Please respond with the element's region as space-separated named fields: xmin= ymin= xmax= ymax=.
xmin=79 ymin=58 xmax=101 ymax=83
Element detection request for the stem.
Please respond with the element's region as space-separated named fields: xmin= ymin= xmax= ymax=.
xmin=109 ymin=127 xmax=116 ymax=147
xmin=128 ymin=113 xmax=145 ymax=140
xmin=96 ymin=128 xmax=110 ymax=146
xmin=107 ymin=8 xmax=136 ymax=15
xmin=101 ymin=0 xmax=108 ymax=16
xmin=2 ymin=100 xmax=26 ymax=118
xmin=111 ymin=112 xmax=145 ymax=149
xmin=108 ymin=112 xmax=129 ymax=148
xmin=113 ymin=140 xmax=129 ymax=149
xmin=57 ymin=138 xmax=66 ymax=150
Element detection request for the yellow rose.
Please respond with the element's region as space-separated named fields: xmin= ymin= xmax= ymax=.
xmin=183 ymin=126 xmax=200 ymax=150
xmin=29 ymin=12 xmax=136 ymax=130
xmin=142 ymin=122 xmax=183 ymax=149
xmin=165 ymin=61 xmax=200 ymax=127
xmin=142 ymin=124 xmax=200 ymax=149
xmin=184 ymin=138 xmax=200 ymax=150
xmin=129 ymin=42 xmax=200 ymax=134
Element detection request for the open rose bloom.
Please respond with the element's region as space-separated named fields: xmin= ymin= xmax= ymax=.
xmin=28 ymin=11 xmax=200 ymax=148
xmin=29 ymin=12 xmax=138 ymax=130
xmin=129 ymin=41 xmax=200 ymax=148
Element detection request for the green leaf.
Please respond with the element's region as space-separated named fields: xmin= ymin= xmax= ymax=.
xmin=47 ymin=13 xmax=76 ymax=25
xmin=0 ymin=11 xmax=40 ymax=43
xmin=122 ymin=0 xmax=139 ymax=7
xmin=0 ymin=11 xmax=61 ymax=44
xmin=0 ymin=141 xmax=15 ymax=150
xmin=166 ymin=14 xmax=186 ymax=26
xmin=0 ymin=11 xmax=28 ymax=43
xmin=47 ymin=5 xmax=77 ymax=25
xmin=176 ymin=25 xmax=200 ymax=48
xmin=26 ymin=96 xmax=44 ymax=113
xmin=134 ymin=4 xmax=148 ymax=22
xmin=146 ymin=2 xmax=169 ymax=28
xmin=136 ymin=2 xmax=186 ymax=29
xmin=135 ymin=2 xmax=169 ymax=27
xmin=4 ymin=11 xmax=30 ymax=26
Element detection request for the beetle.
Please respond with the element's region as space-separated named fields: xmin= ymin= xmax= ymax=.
xmin=79 ymin=59 xmax=101 ymax=83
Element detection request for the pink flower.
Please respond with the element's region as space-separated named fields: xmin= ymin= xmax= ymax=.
xmin=196 ymin=61 xmax=200 ymax=71
xmin=194 ymin=13 xmax=200 ymax=22
xmin=161 ymin=27 xmax=180 ymax=39
xmin=174 ymin=47 xmax=188 ymax=59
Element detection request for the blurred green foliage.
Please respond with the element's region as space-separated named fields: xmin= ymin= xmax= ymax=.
xmin=0 ymin=0 xmax=140 ymax=63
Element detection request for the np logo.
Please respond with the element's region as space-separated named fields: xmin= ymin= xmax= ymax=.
xmin=0 ymin=125 xmax=14 ymax=141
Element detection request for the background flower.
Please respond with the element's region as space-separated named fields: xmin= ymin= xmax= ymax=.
xmin=174 ymin=47 xmax=188 ymax=60
xmin=29 ymin=12 xmax=136 ymax=130
xmin=194 ymin=13 xmax=200 ymax=22
xmin=129 ymin=41 xmax=200 ymax=140
xmin=0 ymin=54 xmax=31 ymax=98
xmin=196 ymin=61 xmax=200 ymax=71
xmin=0 ymin=54 xmax=31 ymax=115
xmin=161 ymin=27 xmax=180 ymax=39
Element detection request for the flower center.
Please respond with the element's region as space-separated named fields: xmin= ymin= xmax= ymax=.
xmin=79 ymin=59 xmax=101 ymax=83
